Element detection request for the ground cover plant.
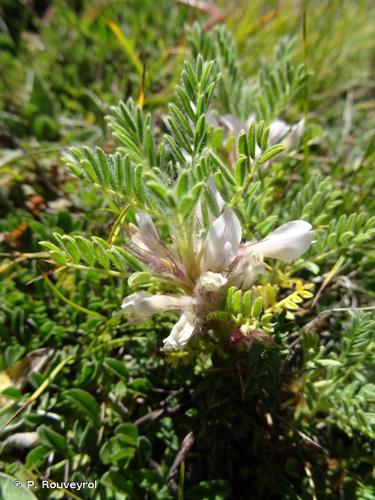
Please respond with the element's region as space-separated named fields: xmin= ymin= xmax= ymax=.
xmin=0 ymin=1 xmax=374 ymax=499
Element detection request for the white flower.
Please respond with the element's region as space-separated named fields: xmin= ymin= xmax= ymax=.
xmin=228 ymin=221 xmax=312 ymax=289
xmin=269 ymin=118 xmax=305 ymax=152
xmin=162 ymin=311 xmax=196 ymax=351
xmin=121 ymin=291 xmax=192 ymax=324
xmin=202 ymin=207 xmax=242 ymax=272
xmin=247 ymin=221 xmax=313 ymax=261
xmin=268 ymin=119 xmax=292 ymax=144
xmin=121 ymin=191 xmax=313 ymax=352
xmin=129 ymin=211 xmax=187 ymax=281
xmin=133 ymin=211 xmax=169 ymax=257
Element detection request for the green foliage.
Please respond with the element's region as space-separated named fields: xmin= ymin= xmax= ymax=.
xmin=40 ymin=233 xmax=142 ymax=275
xmin=286 ymin=176 xmax=342 ymax=225
xmin=64 ymin=147 xmax=144 ymax=204
xmin=313 ymin=213 xmax=375 ymax=258
xmin=107 ymin=100 xmax=156 ymax=167
xmin=188 ymin=25 xmax=307 ymax=122
xmin=301 ymin=313 xmax=375 ymax=439
xmin=188 ymin=24 xmax=242 ymax=116
xmin=251 ymin=37 xmax=308 ymax=121
xmin=165 ymin=56 xmax=220 ymax=162
xmin=1 ymin=2 xmax=375 ymax=499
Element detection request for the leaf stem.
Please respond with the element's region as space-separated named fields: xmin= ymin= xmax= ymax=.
xmin=43 ymin=274 xmax=106 ymax=319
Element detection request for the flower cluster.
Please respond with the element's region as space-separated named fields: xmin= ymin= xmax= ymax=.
xmin=122 ymin=183 xmax=312 ymax=352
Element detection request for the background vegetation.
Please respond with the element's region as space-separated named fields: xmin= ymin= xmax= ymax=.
xmin=0 ymin=1 xmax=374 ymax=498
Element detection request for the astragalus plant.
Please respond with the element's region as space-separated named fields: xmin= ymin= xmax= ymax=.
xmin=42 ymin=56 xmax=315 ymax=359
xmin=38 ymin=29 xmax=375 ymax=498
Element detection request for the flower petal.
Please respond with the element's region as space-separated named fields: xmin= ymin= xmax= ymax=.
xmin=195 ymin=177 xmax=225 ymax=232
xmin=207 ymin=176 xmax=225 ymax=212
xmin=285 ymin=118 xmax=305 ymax=151
xmin=135 ymin=211 xmax=162 ymax=253
xmin=251 ymin=220 xmax=312 ymax=261
xmin=228 ymin=252 xmax=265 ymax=290
xmin=219 ymin=114 xmax=246 ymax=136
xmin=244 ymin=113 xmax=257 ymax=130
xmin=162 ymin=311 xmax=196 ymax=351
xmin=197 ymin=271 xmax=228 ymax=292
xmin=269 ymin=118 xmax=305 ymax=152
xmin=203 ymin=207 xmax=242 ymax=271
xmin=121 ymin=291 xmax=192 ymax=323
xmin=269 ymin=119 xmax=291 ymax=145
